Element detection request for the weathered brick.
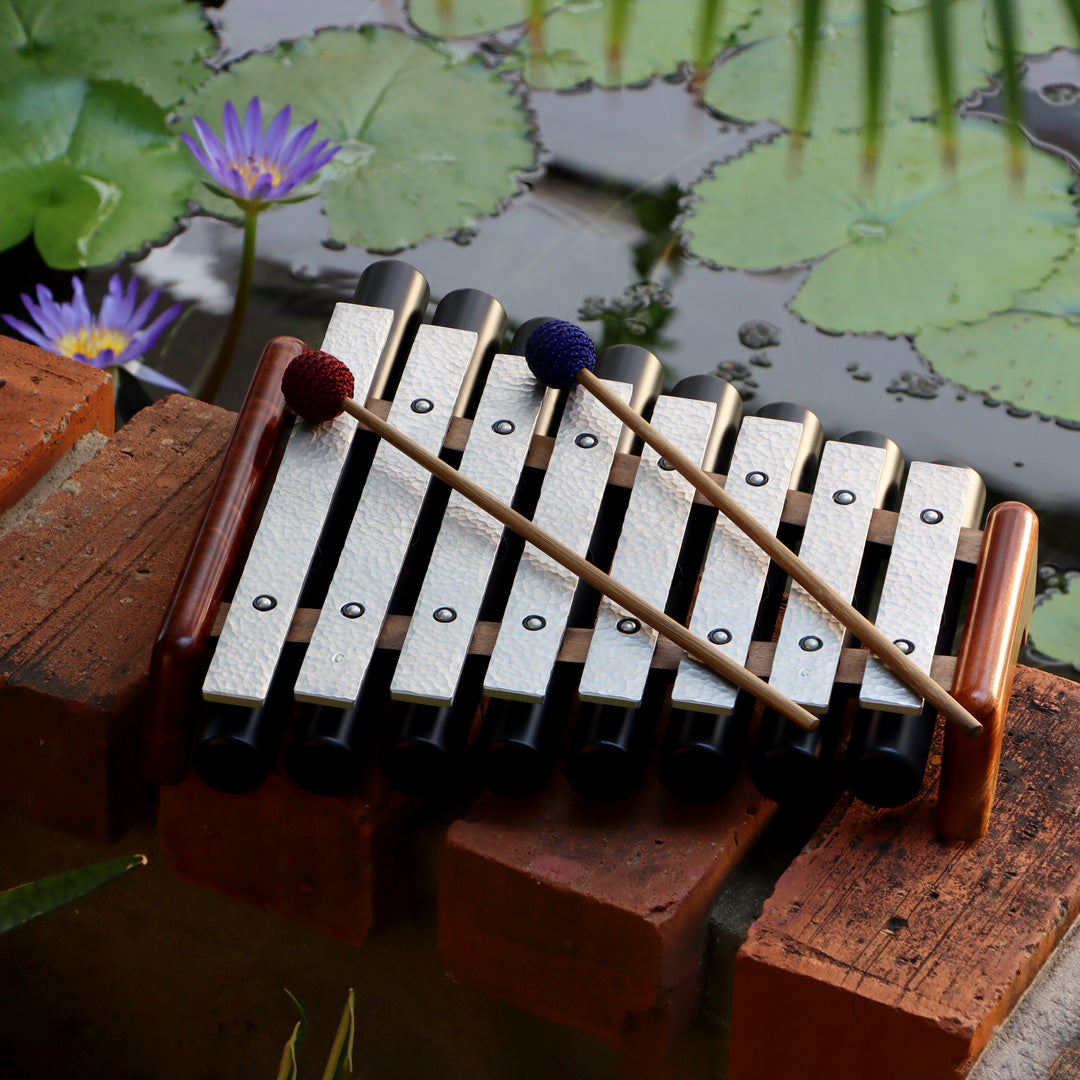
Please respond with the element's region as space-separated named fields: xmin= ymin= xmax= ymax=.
xmin=438 ymin=765 xmax=776 ymax=1055
xmin=0 ymin=394 xmax=234 ymax=839
xmin=0 ymin=336 xmax=113 ymax=513
xmin=729 ymin=665 xmax=1080 ymax=1080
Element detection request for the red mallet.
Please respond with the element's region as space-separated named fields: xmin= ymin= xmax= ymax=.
xmin=525 ymin=320 xmax=983 ymax=738
xmin=280 ymin=349 xmax=823 ymax=733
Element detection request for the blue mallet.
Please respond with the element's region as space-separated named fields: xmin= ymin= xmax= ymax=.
xmin=524 ymin=320 xmax=982 ymax=738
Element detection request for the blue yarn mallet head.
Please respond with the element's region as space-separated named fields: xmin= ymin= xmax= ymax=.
xmin=524 ymin=319 xmax=596 ymax=391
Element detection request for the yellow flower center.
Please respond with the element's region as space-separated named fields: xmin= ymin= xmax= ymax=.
xmin=56 ymin=325 xmax=132 ymax=361
xmin=234 ymin=155 xmax=285 ymax=193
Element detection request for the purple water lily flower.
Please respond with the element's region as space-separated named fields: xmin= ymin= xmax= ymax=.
xmin=3 ymin=275 xmax=185 ymax=393
xmin=181 ymin=97 xmax=340 ymax=208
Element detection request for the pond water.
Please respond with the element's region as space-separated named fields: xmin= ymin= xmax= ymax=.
xmin=63 ymin=0 xmax=1080 ymax=676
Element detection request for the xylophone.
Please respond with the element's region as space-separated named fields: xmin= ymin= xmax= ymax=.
xmin=144 ymin=260 xmax=1038 ymax=842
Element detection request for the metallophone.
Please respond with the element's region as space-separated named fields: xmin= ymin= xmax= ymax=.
xmin=144 ymin=259 xmax=1038 ymax=843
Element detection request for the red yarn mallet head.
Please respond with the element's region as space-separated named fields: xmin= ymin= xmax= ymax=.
xmin=281 ymin=350 xmax=355 ymax=423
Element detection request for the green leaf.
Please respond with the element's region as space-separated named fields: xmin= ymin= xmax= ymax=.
xmin=703 ymin=0 xmax=996 ymax=130
xmin=915 ymin=310 xmax=1080 ymax=421
xmin=179 ymin=27 xmax=535 ymax=252
xmin=0 ymin=0 xmax=215 ymax=107
xmin=985 ymin=0 xmax=1080 ymax=56
xmin=407 ymin=0 xmax=566 ymax=37
xmin=1029 ymin=582 xmax=1080 ymax=668
xmin=320 ymin=991 xmax=356 ymax=1080
xmin=0 ymin=75 xmax=194 ymax=269
xmin=505 ymin=0 xmax=757 ymax=89
xmin=1015 ymin=247 xmax=1080 ymax=319
xmin=275 ymin=990 xmax=308 ymax=1080
xmin=0 ymin=854 xmax=146 ymax=935
xmin=681 ymin=120 xmax=1076 ymax=335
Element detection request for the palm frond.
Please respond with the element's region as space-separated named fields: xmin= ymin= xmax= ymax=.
xmin=863 ymin=0 xmax=888 ymax=174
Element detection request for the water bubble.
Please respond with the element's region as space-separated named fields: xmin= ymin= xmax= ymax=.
xmin=887 ymin=371 xmax=943 ymax=399
xmin=321 ymin=238 xmax=347 ymax=252
xmin=1055 ymin=417 xmax=1080 ymax=430
xmin=1040 ymin=83 xmax=1080 ymax=106
xmin=289 ymin=263 xmax=317 ymax=282
xmin=1007 ymin=406 xmax=1032 ymax=418
xmin=450 ymin=228 xmax=477 ymax=246
xmin=748 ymin=352 xmax=773 ymax=368
xmin=852 ymin=371 xmax=873 ymax=382
xmin=848 ymin=220 xmax=888 ymax=243
xmin=738 ymin=320 xmax=781 ymax=349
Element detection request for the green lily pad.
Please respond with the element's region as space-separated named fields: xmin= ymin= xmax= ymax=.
xmin=178 ymin=27 xmax=536 ymax=252
xmin=985 ymin=0 xmax=1080 ymax=56
xmin=681 ymin=121 xmax=1076 ymax=335
xmin=1015 ymin=245 xmax=1080 ymax=319
xmin=0 ymin=0 xmax=215 ymax=107
xmin=408 ymin=0 xmax=567 ymax=38
xmin=915 ymin=311 xmax=1080 ymax=419
xmin=501 ymin=0 xmax=757 ymax=89
xmin=0 ymin=75 xmax=193 ymax=269
xmin=705 ymin=0 xmax=997 ymax=129
xmin=740 ymin=0 xmax=887 ymax=44
xmin=1029 ymin=582 xmax=1080 ymax=668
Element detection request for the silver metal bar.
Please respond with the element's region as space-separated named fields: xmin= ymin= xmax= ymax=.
xmin=202 ymin=302 xmax=395 ymax=707
xmin=482 ymin=378 xmax=634 ymax=704
xmin=293 ymin=323 xmax=483 ymax=707
xmin=390 ymin=354 xmax=547 ymax=707
xmin=860 ymin=460 xmax=985 ymax=713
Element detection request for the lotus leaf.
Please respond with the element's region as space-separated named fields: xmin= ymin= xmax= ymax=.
xmin=0 ymin=0 xmax=215 ymax=107
xmin=681 ymin=121 xmax=1076 ymax=335
xmin=179 ymin=27 xmax=535 ymax=252
xmin=1030 ymin=582 xmax=1080 ymax=668
xmin=0 ymin=75 xmax=193 ymax=269
xmin=408 ymin=0 xmax=567 ymax=37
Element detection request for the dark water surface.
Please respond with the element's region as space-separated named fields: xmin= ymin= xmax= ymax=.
xmin=80 ymin=2 xmax=1080 ymax=664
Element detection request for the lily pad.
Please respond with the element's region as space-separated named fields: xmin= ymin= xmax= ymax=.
xmin=681 ymin=120 xmax=1076 ymax=335
xmin=1014 ymin=245 xmax=1080 ymax=319
xmin=985 ymin=0 xmax=1080 ymax=56
xmin=915 ymin=311 xmax=1080 ymax=420
xmin=502 ymin=0 xmax=758 ymax=89
xmin=408 ymin=0 xmax=567 ymax=38
xmin=1029 ymin=581 xmax=1080 ymax=668
xmin=0 ymin=0 xmax=215 ymax=107
xmin=705 ymin=0 xmax=997 ymax=129
xmin=0 ymin=75 xmax=193 ymax=269
xmin=178 ymin=27 xmax=536 ymax=252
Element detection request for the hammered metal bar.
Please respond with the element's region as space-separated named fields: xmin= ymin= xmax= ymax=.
xmin=390 ymin=354 xmax=547 ymax=706
xmin=670 ymin=415 xmax=809 ymax=714
xmin=293 ymin=324 xmax=481 ymax=707
xmin=482 ymin=378 xmax=634 ymax=704
xmin=202 ymin=303 xmax=395 ymax=707
xmin=577 ymin=395 xmax=721 ymax=708
xmin=860 ymin=461 xmax=985 ymax=713
xmin=769 ymin=441 xmax=890 ymax=712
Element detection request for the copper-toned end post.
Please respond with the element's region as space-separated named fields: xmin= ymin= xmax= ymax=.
xmin=936 ymin=501 xmax=1039 ymax=842
xmin=142 ymin=336 xmax=304 ymax=785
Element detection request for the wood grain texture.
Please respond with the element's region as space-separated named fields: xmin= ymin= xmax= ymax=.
xmin=729 ymin=665 xmax=1080 ymax=1080
xmin=937 ymin=502 xmax=1039 ymax=842
xmin=0 ymin=394 xmax=234 ymax=838
xmin=142 ymin=337 xmax=302 ymax=784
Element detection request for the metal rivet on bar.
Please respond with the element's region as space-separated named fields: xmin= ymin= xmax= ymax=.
xmin=575 ymin=433 xmax=598 ymax=449
xmin=658 ymin=457 xmax=675 ymax=471
xmin=920 ymin=508 xmax=943 ymax=524
xmin=833 ymin=490 xmax=856 ymax=505
xmin=708 ymin=628 xmax=732 ymax=646
xmin=252 ymin=594 xmax=277 ymax=612
xmin=492 ymin=419 xmax=515 ymax=435
xmin=799 ymin=635 xmax=824 ymax=652
xmin=522 ymin=615 xmax=547 ymax=631
xmin=411 ymin=398 xmax=434 ymax=414
xmin=745 ymin=471 xmax=769 ymax=487
xmin=340 ymin=603 xmax=365 ymax=619
xmin=433 ymin=607 xmax=457 ymax=623
xmin=893 ymin=638 xmax=915 ymax=654
xmin=617 ymin=618 xmax=641 ymax=635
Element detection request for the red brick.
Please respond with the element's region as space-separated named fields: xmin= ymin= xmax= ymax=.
xmin=158 ymin=764 xmax=417 ymax=947
xmin=438 ymin=765 xmax=776 ymax=1053
xmin=0 ymin=394 xmax=233 ymax=839
xmin=0 ymin=336 xmax=113 ymax=513
xmin=729 ymin=665 xmax=1080 ymax=1080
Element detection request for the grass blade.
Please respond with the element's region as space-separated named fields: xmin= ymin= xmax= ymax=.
xmin=692 ymin=0 xmax=723 ymax=98
xmin=320 ymin=990 xmax=356 ymax=1080
xmin=0 ymin=854 xmax=146 ymax=936
xmin=861 ymin=0 xmax=887 ymax=175
xmin=927 ymin=0 xmax=956 ymax=170
xmin=527 ymin=0 xmax=546 ymax=59
xmin=275 ymin=990 xmax=308 ymax=1080
xmin=791 ymin=0 xmax=827 ymax=155
xmin=988 ymin=0 xmax=1024 ymax=183
xmin=607 ymin=0 xmax=633 ymax=85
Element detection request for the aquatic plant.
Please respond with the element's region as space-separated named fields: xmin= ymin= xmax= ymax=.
xmin=3 ymin=274 xmax=185 ymax=393
xmin=181 ymin=97 xmax=340 ymax=402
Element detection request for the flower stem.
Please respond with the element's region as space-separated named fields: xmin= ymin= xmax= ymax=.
xmin=195 ymin=207 xmax=259 ymax=403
